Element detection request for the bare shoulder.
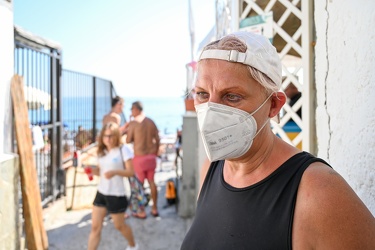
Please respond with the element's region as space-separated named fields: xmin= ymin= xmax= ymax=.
xmin=293 ymin=162 xmax=375 ymax=249
xmin=103 ymin=112 xmax=121 ymax=125
xmin=200 ymin=159 xmax=211 ymax=184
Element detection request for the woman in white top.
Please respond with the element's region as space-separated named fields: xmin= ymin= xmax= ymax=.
xmin=87 ymin=122 xmax=138 ymax=250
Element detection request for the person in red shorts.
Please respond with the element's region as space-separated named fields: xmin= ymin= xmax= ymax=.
xmin=125 ymin=101 xmax=160 ymax=218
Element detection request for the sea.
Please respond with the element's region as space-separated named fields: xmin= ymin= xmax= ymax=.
xmin=121 ymin=96 xmax=186 ymax=135
xmin=29 ymin=96 xmax=186 ymax=138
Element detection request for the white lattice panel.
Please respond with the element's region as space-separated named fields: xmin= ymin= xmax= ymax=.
xmin=214 ymin=0 xmax=315 ymax=151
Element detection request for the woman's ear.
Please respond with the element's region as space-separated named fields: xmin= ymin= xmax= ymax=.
xmin=269 ymin=92 xmax=286 ymax=119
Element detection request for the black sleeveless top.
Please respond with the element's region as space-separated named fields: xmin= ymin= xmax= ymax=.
xmin=181 ymin=152 xmax=329 ymax=250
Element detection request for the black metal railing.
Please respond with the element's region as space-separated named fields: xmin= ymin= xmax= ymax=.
xmin=14 ymin=26 xmax=64 ymax=206
xmin=13 ymin=26 xmax=125 ymax=207
xmin=61 ymin=69 xmax=125 ymax=162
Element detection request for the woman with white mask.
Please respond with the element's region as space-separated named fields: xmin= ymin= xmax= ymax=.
xmin=181 ymin=31 xmax=375 ymax=250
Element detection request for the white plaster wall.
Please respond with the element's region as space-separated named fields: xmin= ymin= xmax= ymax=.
xmin=0 ymin=0 xmax=14 ymax=156
xmin=315 ymin=0 xmax=375 ymax=214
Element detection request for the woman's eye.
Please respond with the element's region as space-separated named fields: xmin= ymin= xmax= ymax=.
xmin=225 ymin=94 xmax=241 ymax=102
xmin=195 ymin=92 xmax=209 ymax=102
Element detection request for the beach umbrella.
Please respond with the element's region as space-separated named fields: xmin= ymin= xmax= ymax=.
xmin=23 ymin=85 xmax=52 ymax=110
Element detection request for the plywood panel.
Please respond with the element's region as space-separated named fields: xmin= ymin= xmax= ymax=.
xmin=11 ymin=75 xmax=48 ymax=250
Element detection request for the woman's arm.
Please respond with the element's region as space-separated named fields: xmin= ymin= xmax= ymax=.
xmin=294 ymin=162 xmax=375 ymax=249
xmin=103 ymin=159 xmax=135 ymax=179
xmin=91 ymin=165 xmax=100 ymax=176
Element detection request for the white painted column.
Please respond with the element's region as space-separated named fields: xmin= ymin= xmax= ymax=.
xmin=231 ymin=0 xmax=239 ymax=32
xmin=314 ymin=0 xmax=375 ymax=214
xmin=0 ymin=2 xmax=22 ymax=249
xmin=0 ymin=0 xmax=14 ymax=155
xmin=178 ymin=112 xmax=206 ymax=218
xmin=178 ymin=112 xmax=199 ymax=218
xmin=301 ymin=0 xmax=316 ymax=154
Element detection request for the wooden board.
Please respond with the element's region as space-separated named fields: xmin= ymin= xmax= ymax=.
xmin=11 ymin=75 xmax=48 ymax=250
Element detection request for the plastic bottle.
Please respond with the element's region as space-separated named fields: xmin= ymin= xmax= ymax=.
xmin=84 ymin=165 xmax=94 ymax=181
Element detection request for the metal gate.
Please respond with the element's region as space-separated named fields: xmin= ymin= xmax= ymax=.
xmin=13 ymin=26 xmax=64 ymax=206
xmin=61 ymin=69 xmax=125 ymax=163
xmin=214 ymin=0 xmax=315 ymax=153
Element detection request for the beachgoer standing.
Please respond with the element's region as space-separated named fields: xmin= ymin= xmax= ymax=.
xmin=102 ymin=96 xmax=127 ymax=134
xmin=126 ymin=101 xmax=160 ymax=218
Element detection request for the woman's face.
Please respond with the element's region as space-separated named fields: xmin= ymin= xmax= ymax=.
xmin=114 ymin=101 xmax=124 ymax=113
xmin=194 ymin=60 xmax=269 ymax=117
xmin=102 ymin=128 xmax=116 ymax=149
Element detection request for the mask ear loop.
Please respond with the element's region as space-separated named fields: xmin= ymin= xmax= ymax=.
xmin=253 ymin=117 xmax=270 ymax=139
xmin=249 ymin=93 xmax=274 ymax=116
xmin=250 ymin=93 xmax=274 ymax=138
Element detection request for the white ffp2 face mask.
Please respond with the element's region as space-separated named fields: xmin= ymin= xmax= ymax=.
xmin=195 ymin=95 xmax=272 ymax=162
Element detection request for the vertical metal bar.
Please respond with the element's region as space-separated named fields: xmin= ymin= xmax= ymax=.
xmin=301 ymin=0 xmax=316 ymax=154
xmin=35 ymin=51 xmax=42 ymax=199
xmin=50 ymin=49 xmax=57 ymax=201
xmin=56 ymin=51 xmax=63 ymax=197
xmin=75 ymin=72 xmax=78 ymax=133
xmin=41 ymin=53 xmax=46 ymax=200
xmin=110 ymin=81 xmax=114 ymax=100
xmin=93 ymin=77 xmax=97 ymax=143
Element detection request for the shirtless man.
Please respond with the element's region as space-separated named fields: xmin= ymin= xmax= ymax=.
xmin=126 ymin=101 xmax=160 ymax=218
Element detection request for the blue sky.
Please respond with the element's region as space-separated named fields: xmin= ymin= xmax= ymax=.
xmin=13 ymin=0 xmax=215 ymax=97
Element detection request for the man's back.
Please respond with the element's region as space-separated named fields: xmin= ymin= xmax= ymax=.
xmin=126 ymin=117 xmax=159 ymax=156
xmin=126 ymin=101 xmax=161 ymax=218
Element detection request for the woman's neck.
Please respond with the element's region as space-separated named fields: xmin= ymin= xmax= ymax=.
xmin=223 ymin=132 xmax=276 ymax=187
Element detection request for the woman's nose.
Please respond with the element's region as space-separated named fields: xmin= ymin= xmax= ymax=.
xmin=207 ymin=93 xmax=221 ymax=104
